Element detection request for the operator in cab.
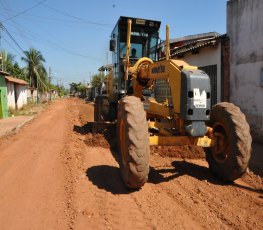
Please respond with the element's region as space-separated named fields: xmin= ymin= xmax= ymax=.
xmin=130 ymin=48 xmax=137 ymax=58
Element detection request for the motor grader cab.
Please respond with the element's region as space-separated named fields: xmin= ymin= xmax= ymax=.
xmin=94 ymin=16 xmax=160 ymax=121
xmin=110 ymin=17 xmax=160 ymax=94
xmin=94 ymin=16 xmax=252 ymax=189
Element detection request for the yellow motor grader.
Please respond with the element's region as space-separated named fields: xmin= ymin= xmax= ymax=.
xmin=94 ymin=16 xmax=252 ymax=189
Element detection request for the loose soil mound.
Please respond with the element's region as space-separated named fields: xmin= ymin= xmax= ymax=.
xmin=151 ymin=145 xmax=205 ymax=159
xmin=83 ymin=122 xmax=116 ymax=149
xmin=85 ymin=133 xmax=110 ymax=148
xmin=84 ymin=122 xmax=205 ymax=159
xmin=242 ymin=171 xmax=263 ymax=191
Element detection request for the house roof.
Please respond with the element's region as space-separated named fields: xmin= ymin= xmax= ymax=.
xmin=169 ymin=32 xmax=221 ymax=44
xmin=170 ymin=34 xmax=228 ymax=58
xmin=158 ymin=32 xmax=220 ymax=49
xmin=0 ymin=70 xmax=10 ymax=76
xmin=98 ymin=64 xmax=113 ymax=71
xmin=5 ymin=76 xmax=29 ymax=85
xmin=159 ymin=33 xmax=228 ymax=60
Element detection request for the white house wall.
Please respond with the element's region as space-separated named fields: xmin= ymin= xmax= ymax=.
xmin=179 ymin=44 xmax=222 ymax=102
xmin=227 ymin=0 xmax=263 ymax=142
xmin=22 ymin=87 xmax=27 ymax=105
xmin=15 ymin=85 xmax=27 ymax=109
xmin=27 ymin=89 xmax=37 ymax=102
xmin=6 ymin=82 xmax=16 ymax=110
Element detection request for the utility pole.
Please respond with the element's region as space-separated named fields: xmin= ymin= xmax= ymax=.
xmin=0 ymin=22 xmax=3 ymax=71
xmin=37 ymin=78 xmax=39 ymax=103
xmin=48 ymin=67 xmax=52 ymax=101
xmin=89 ymin=72 xmax=92 ymax=84
xmin=48 ymin=67 xmax=51 ymax=83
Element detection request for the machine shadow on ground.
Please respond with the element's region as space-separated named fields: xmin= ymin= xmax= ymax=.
xmin=86 ymin=165 xmax=132 ymax=195
xmin=149 ymin=160 xmax=263 ymax=196
xmin=74 ymin=122 xmax=131 ymax=194
xmin=74 ymin=122 xmax=263 ymax=196
xmin=149 ymin=160 xmax=223 ymax=185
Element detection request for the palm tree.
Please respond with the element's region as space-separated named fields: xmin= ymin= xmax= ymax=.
xmin=21 ymin=47 xmax=48 ymax=92
xmin=0 ymin=49 xmax=15 ymax=72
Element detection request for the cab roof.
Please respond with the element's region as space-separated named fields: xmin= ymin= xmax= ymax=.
xmin=115 ymin=16 xmax=161 ymax=33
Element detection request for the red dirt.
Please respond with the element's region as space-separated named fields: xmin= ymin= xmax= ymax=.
xmin=0 ymin=98 xmax=262 ymax=230
xmin=151 ymin=145 xmax=205 ymax=159
xmin=85 ymin=133 xmax=110 ymax=148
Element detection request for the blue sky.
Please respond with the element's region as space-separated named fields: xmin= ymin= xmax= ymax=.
xmin=0 ymin=0 xmax=227 ymax=87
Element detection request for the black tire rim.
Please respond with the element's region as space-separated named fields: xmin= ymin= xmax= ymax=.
xmin=212 ymin=122 xmax=229 ymax=164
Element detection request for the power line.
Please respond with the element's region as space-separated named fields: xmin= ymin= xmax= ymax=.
xmin=2 ymin=36 xmax=24 ymax=57
xmin=2 ymin=0 xmax=47 ymax=22
xmin=0 ymin=2 xmax=110 ymax=61
xmin=0 ymin=2 xmax=32 ymax=47
xmin=2 ymin=9 xmax=107 ymax=61
xmin=6 ymin=25 xmax=105 ymax=61
xmin=51 ymin=68 xmax=90 ymax=77
xmin=0 ymin=23 xmax=25 ymax=56
xmin=0 ymin=7 xmax=111 ymax=29
xmin=35 ymin=0 xmax=113 ymax=27
xmin=1 ymin=24 xmax=24 ymax=54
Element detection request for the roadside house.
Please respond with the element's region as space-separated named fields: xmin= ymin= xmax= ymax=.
xmin=5 ymin=76 xmax=29 ymax=110
xmin=27 ymin=87 xmax=37 ymax=103
xmin=0 ymin=71 xmax=9 ymax=118
xmin=157 ymin=32 xmax=230 ymax=106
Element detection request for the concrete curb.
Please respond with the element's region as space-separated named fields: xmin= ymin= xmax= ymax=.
xmin=0 ymin=116 xmax=34 ymax=139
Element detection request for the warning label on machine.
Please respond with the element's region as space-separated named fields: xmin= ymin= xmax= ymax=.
xmin=193 ymin=88 xmax=207 ymax=108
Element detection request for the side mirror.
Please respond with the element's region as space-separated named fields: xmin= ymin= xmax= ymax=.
xmin=110 ymin=39 xmax=116 ymax=51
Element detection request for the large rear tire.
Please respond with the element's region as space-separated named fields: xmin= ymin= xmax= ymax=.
xmin=117 ymin=96 xmax=150 ymax=189
xmin=205 ymin=102 xmax=252 ymax=181
xmin=94 ymin=96 xmax=109 ymax=122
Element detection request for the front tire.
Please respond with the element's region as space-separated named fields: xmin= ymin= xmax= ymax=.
xmin=205 ymin=102 xmax=252 ymax=181
xmin=117 ymin=96 xmax=150 ymax=189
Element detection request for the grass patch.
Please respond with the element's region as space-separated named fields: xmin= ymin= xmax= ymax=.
xmin=8 ymin=102 xmax=51 ymax=117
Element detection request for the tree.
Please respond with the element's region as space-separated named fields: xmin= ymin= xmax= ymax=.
xmin=69 ymin=82 xmax=87 ymax=98
xmin=0 ymin=49 xmax=14 ymax=73
xmin=91 ymin=73 xmax=105 ymax=87
xmin=21 ymin=47 xmax=49 ymax=92
xmin=69 ymin=82 xmax=79 ymax=94
xmin=0 ymin=50 xmax=28 ymax=81
xmin=11 ymin=62 xmax=27 ymax=80
xmin=49 ymin=83 xmax=68 ymax=97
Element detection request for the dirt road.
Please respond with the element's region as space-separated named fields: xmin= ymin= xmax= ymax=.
xmin=0 ymin=98 xmax=262 ymax=230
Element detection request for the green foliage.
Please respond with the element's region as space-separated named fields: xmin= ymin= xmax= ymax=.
xmin=1 ymin=48 xmax=51 ymax=92
xmin=21 ymin=47 xmax=49 ymax=92
xmin=11 ymin=62 xmax=27 ymax=80
xmin=91 ymin=73 xmax=105 ymax=87
xmin=69 ymin=82 xmax=86 ymax=93
xmin=0 ymin=49 xmax=14 ymax=72
xmin=69 ymin=82 xmax=87 ymax=98
xmin=77 ymin=84 xmax=86 ymax=92
xmin=49 ymin=83 xmax=68 ymax=96
xmin=1 ymin=49 xmax=28 ymax=81
xmin=69 ymin=82 xmax=78 ymax=93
